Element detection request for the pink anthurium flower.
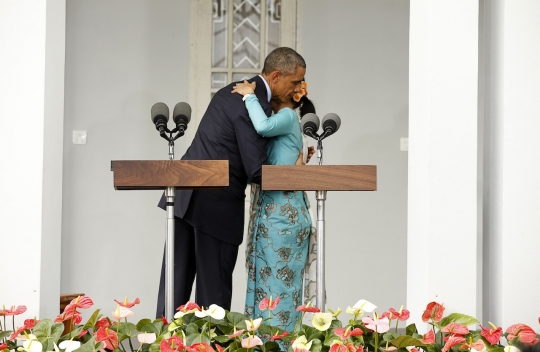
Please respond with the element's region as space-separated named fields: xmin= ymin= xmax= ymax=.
xmin=442 ymin=335 xmax=466 ymax=352
xmin=422 ymin=302 xmax=445 ymax=323
xmin=362 ymin=316 xmax=390 ymax=333
xmin=330 ymin=343 xmax=348 ymax=352
xmin=506 ymin=323 xmax=537 ymax=344
xmin=259 ymin=296 xmax=280 ymax=311
xmin=241 ymin=335 xmax=263 ymax=348
xmin=114 ymin=297 xmax=140 ymax=308
xmin=441 ymin=323 xmax=469 ymax=335
xmin=244 ymin=318 xmax=262 ymax=331
xmin=387 ymin=306 xmax=410 ymax=321
xmin=0 ymin=343 xmax=8 ymax=351
xmin=480 ymin=322 xmax=502 ymax=345
xmin=95 ymin=327 xmax=119 ymax=350
xmin=226 ymin=329 xmax=245 ymax=338
xmin=334 ymin=327 xmax=363 ymax=340
xmin=459 ymin=338 xmax=485 ymax=351
xmin=420 ymin=330 xmax=435 ymax=344
xmin=297 ymin=302 xmax=321 ymax=313
xmin=69 ymin=296 xmax=94 ymax=309
xmin=137 ymin=332 xmax=157 ymax=344
xmin=270 ymin=331 xmax=289 ymax=341
xmin=0 ymin=305 xmax=27 ymax=316
xmin=160 ymin=336 xmax=185 ymax=352
xmin=188 ymin=342 xmax=216 ymax=352
xmin=112 ymin=305 xmax=134 ymax=320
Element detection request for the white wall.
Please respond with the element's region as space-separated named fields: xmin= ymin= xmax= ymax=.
xmin=300 ymin=0 xmax=410 ymax=314
xmin=486 ymin=0 xmax=540 ymax=328
xmin=0 ymin=0 xmax=65 ymax=321
xmin=62 ymin=0 xmax=190 ymax=320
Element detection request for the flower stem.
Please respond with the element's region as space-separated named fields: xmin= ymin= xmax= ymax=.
xmin=374 ymin=331 xmax=379 ymax=352
xmin=395 ymin=319 xmax=399 ymax=333
xmin=125 ymin=318 xmax=135 ymax=352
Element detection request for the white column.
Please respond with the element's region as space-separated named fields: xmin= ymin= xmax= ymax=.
xmin=487 ymin=0 xmax=540 ymax=328
xmin=408 ymin=0 xmax=481 ymax=326
xmin=0 ymin=0 xmax=65 ymax=321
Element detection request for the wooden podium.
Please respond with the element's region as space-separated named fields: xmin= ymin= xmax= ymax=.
xmin=111 ymin=160 xmax=228 ymax=320
xmin=261 ymin=165 xmax=376 ymax=310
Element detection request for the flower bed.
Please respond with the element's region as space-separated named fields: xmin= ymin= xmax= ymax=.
xmin=1 ymin=297 xmax=538 ymax=352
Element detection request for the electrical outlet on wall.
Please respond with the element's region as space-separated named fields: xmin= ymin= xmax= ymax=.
xmin=400 ymin=137 xmax=408 ymax=151
xmin=73 ymin=131 xmax=87 ymax=145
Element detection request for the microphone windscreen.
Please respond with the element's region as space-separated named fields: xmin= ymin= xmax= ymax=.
xmin=322 ymin=113 xmax=341 ymax=132
xmin=173 ymin=102 xmax=192 ymax=124
xmin=301 ymin=113 xmax=320 ymax=132
xmin=151 ymin=102 xmax=169 ymax=123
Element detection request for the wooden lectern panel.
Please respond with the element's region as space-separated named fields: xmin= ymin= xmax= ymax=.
xmin=112 ymin=160 xmax=229 ymax=190
xmin=262 ymin=165 xmax=376 ymax=191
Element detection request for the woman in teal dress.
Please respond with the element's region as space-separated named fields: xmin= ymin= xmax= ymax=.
xmin=232 ymin=80 xmax=315 ymax=332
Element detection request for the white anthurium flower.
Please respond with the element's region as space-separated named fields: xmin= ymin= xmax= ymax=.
xmin=59 ymin=340 xmax=81 ymax=352
xmin=312 ymin=312 xmax=333 ymax=331
xmin=195 ymin=304 xmax=226 ymax=320
xmin=16 ymin=334 xmax=38 ymax=342
xmin=112 ymin=305 xmax=134 ymax=320
xmin=137 ymin=332 xmax=157 ymax=344
xmin=292 ymin=336 xmax=313 ymax=351
xmin=22 ymin=340 xmax=43 ymax=352
xmin=353 ymin=299 xmax=377 ymax=312
xmin=245 ymin=318 xmax=263 ymax=332
xmin=47 ymin=342 xmax=60 ymax=352
xmin=505 ymin=347 xmax=520 ymax=352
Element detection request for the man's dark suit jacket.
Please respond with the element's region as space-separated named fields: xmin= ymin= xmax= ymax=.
xmin=158 ymin=75 xmax=272 ymax=245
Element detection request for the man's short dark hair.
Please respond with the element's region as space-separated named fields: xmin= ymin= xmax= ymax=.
xmin=262 ymin=47 xmax=306 ymax=76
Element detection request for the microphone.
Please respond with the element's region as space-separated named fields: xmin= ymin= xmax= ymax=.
xmin=301 ymin=113 xmax=320 ymax=140
xmin=151 ymin=102 xmax=169 ymax=134
xmin=319 ymin=113 xmax=341 ymax=140
xmin=172 ymin=102 xmax=192 ymax=133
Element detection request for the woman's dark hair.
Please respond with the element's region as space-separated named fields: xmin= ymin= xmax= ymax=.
xmin=299 ymin=96 xmax=316 ymax=117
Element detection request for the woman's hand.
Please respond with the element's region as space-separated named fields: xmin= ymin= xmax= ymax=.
xmin=232 ymin=80 xmax=256 ymax=96
xmin=296 ymin=151 xmax=305 ymax=165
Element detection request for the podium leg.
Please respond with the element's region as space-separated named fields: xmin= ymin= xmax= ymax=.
xmin=165 ymin=186 xmax=176 ymax=321
xmin=315 ymin=190 xmax=327 ymax=311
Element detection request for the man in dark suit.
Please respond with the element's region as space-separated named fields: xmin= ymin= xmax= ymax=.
xmin=157 ymin=47 xmax=307 ymax=316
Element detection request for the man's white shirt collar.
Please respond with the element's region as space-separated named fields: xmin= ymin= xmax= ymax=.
xmin=258 ymin=75 xmax=272 ymax=102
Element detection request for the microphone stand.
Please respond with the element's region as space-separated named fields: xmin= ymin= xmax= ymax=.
xmin=315 ymin=138 xmax=327 ymax=311
xmin=160 ymin=126 xmax=185 ymax=322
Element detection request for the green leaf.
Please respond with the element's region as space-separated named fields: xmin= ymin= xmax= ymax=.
xmin=33 ymin=319 xmax=53 ymax=339
xmin=140 ymin=322 xmax=163 ymax=335
xmin=310 ymin=338 xmax=323 ymax=352
xmin=390 ymin=336 xmax=430 ymax=348
xmin=82 ymin=309 xmax=102 ymax=330
xmin=149 ymin=342 xmax=161 ymax=352
xmin=227 ymin=312 xmax=249 ymax=329
xmin=406 ymin=323 xmax=418 ymax=336
xmin=384 ymin=333 xmax=401 ymax=342
xmin=263 ymin=341 xmax=280 ymax=352
xmin=50 ymin=323 xmax=65 ymax=343
xmin=136 ymin=319 xmax=153 ymax=332
xmin=0 ymin=331 xmax=12 ymax=339
xmin=436 ymin=313 xmax=479 ymax=328
xmin=488 ymin=347 xmax=505 ymax=352
xmin=213 ymin=335 xmax=231 ymax=343
xmin=182 ymin=313 xmax=200 ymax=325
xmin=74 ymin=336 xmax=98 ymax=352
xmin=185 ymin=331 xmax=211 ymax=345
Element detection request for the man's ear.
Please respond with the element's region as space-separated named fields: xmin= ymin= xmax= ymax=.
xmin=270 ymin=70 xmax=282 ymax=83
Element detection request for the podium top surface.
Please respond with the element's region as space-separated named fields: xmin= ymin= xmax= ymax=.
xmin=261 ymin=165 xmax=376 ymax=191
xmin=111 ymin=160 xmax=229 ymax=190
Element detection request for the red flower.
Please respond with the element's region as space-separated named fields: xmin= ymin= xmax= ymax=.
xmin=78 ymin=330 xmax=88 ymax=338
xmin=480 ymin=323 xmax=502 ymax=345
xmin=9 ymin=327 xmax=26 ymax=341
xmin=160 ymin=336 xmax=185 ymax=352
xmin=96 ymin=327 xmax=119 ymax=350
xmin=0 ymin=343 xmax=8 ymax=351
xmin=330 ymin=344 xmax=349 ymax=352
xmin=162 ymin=316 xmax=169 ymax=325
xmin=0 ymin=305 xmax=27 ymax=316
xmin=441 ymin=323 xmax=469 ymax=335
xmin=24 ymin=319 xmax=38 ymax=330
xmin=69 ymin=296 xmax=94 ymax=309
xmin=422 ymin=302 xmax=445 ymax=323
xmin=334 ymin=327 xmax=363 ymax=340
xmin=176 ymin=302 xmax=201 ymax=313
xmin=187 ymin=342 xmax=215 ymax=352
xmin=259 ymin=296 xmax=280 ymax=311
xmin=460 ymin=339 xmax=484 ymax=351
xmin=389 ymin=307 xmax=410 ymax=321
xmin=54 ymin=310 xmax=82 ymax=324
xmin=420 ymin=330 xmax=435 ymax=344
xmin=215 ymin=345 xmax=225 ymax=352
xmin=95 ymin=317 xmax=111 ymax=329
xmin=346 ymin=343 xmax=363 ymax=352
xmin=114 ymin=297 xmax=140 ymax=308
xmin=270 ymin=331 xmax=289 ymax=341
xmin=296 ymin=305 xmax=321 ymax=313
xmin=506 ymin=324 xmax=537 ymax=344
xmin=442 ymin=335 xmax=466 ymax=352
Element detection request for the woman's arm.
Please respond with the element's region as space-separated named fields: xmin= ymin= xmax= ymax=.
xmin=244 ymin=95 xmax=295 ymax=137
xmin=232 ymin=80 xmax=295 ymax=137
